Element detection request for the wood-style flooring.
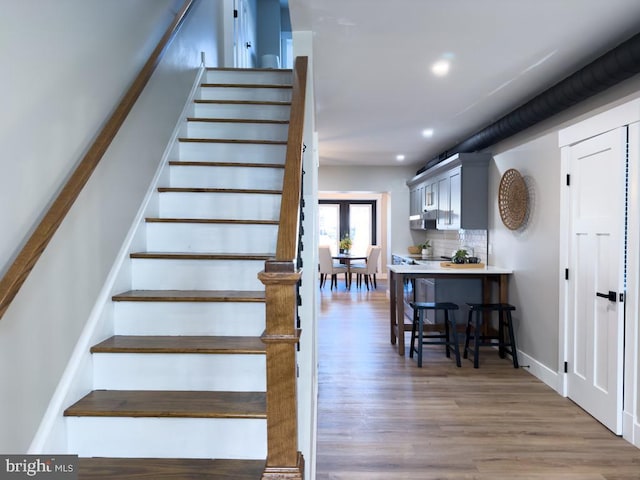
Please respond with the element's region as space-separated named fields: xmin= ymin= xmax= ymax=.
xmin=315 ymin=279 xmax=640 ymax=479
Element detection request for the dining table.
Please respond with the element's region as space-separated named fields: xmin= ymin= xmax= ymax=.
xmin=332 ymin=253 xmax=368 ymax=290
xmin=388 ymin=261 xmax=513 ymax=356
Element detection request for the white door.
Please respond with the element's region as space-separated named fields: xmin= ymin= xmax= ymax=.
xmin=234 ymin=0 xmax=250 ymax=68
xmin=566 ymin=127 xmax=627 ymax=434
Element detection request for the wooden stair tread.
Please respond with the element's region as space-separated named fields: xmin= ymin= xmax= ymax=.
xmin=78 ymin=457 xmax=265 ymax=480
xmin=157 ymin=187 xmax=282 ymax=194
xmin=186 ymin=117 xmax=289 ymax=124
xmin=130 ymin=252 xmax=274 ymax=260
xmin=168 ymin=160 xmax=284 ymax=168
xmin=112 ymin=290 xmax=265 ymax=302
xmin=194 ymin=99 xmax=291 ymax=106
xmin=205 ymin=67 xmax=292 ymax=72
xmin=91 ymin=335 xmax=265 ymax=354
xmin=178 ymin=138 xmax=287 ymax=145
xmin=145 ymin=217 xmax=279 ymax=225
xmin=64 ymin=390 xmax=266 ymax=418
xmin=201 ymin=83 xmax=292 ymax=89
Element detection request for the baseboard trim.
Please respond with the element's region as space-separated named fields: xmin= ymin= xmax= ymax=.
xmin=623 ymin=411 xmax=635 ymax=444
xmin=626 ymin=414 xmax=640 ymax=447
xmin=517 ymin=350 xmax=563 ymax=395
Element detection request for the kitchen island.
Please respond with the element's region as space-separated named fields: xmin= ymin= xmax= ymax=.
xmin=388 ymin=261 xmax=513 ymax=356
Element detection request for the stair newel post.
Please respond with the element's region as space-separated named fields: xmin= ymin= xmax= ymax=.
xmin=257 ymin=55 xmax=307 ymax=480
xmin=258 ymin=261 xmax=304 ymax=479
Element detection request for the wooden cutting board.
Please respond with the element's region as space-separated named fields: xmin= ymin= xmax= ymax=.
xmin=440 ymin=262 xmax=486 ymax=269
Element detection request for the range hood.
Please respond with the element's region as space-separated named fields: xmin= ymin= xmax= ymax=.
xmin=409 ymin=210 xmax=437 ymax=230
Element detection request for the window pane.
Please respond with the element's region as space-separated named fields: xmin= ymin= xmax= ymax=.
xmin=319 ymin=204 xmax=340 ymax=255
xmin=349 ymin=204 xmax=372 ymax=256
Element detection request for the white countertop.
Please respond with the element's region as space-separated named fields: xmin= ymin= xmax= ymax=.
xmin=388 ymin=262 xmax=513 ymax=274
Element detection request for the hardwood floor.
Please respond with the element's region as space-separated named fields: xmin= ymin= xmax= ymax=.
xmin=316 ymin=279 xmax=640 ymax=479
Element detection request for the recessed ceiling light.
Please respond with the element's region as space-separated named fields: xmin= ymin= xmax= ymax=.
xmin=396 ymin=154 xmax=405 ymax=161
xmin=431 ymin=60 xmax=450 ymax=77
xmin=422 ymin=128 xmax=434 ymax=138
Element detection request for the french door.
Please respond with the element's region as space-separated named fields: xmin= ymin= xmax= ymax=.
xmin=318 ymin=200 xmax=376 ymax=256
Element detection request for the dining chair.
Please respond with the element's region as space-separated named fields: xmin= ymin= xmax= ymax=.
xmin=318 ymin=246 xmax=348 ymax=290
xmin=351 ymin=246 xmax=381 ymax=290
xmin=346 ymin=244 xmax=371 ymax=285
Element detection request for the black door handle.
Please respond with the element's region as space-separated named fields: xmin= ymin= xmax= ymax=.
xmin=596 ymin=291 xmax=617 ymax=302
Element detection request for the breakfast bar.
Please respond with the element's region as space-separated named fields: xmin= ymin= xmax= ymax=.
xmin=388 ymin=261 xmax=513 ymax=356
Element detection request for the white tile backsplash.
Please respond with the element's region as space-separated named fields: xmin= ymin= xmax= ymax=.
xmin=423 ymin=229 xmax=487 ymax=262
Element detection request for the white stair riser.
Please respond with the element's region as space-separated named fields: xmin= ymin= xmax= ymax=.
xmin=192 ymin=102 xmax=290 ymax=121
xmin=199 ymin=87 xmax=291 ymax=102
xmin=205 ymin=69 xmax=291 ymax=85
xmin=67 ymin=417 xmax=266 ymax=459
xmin=158 ymin=192 xmax=281 ymax=221
xmin=169 ymin=165 xmax=284 ymax=190
xmin=113 ymin=302 xmax=265 ymax=336
xmin=186 ymin=121 xmax=288 ymax=141
xmin=146 ymin=223 xmax=278 ymax=253
xmin=65 ymin=77 xmax=287 ymax=463
xmin=93 ymin=353 xmax=266 ymax=391
xmin=131 ymin=259 xmax=265 ymax=290
xmin=178 ymin=141 xmax=286 ymax=163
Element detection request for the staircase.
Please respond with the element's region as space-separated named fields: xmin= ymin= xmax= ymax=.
xmin=63 ymin=67 xmax=301 ymax=478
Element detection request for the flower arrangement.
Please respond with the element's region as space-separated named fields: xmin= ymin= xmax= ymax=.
xmin=339 ymin=234 xmax=353 ymax=251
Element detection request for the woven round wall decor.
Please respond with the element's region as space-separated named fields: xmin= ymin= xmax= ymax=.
xmin=498 ymin=168 xmax=528 ymax=230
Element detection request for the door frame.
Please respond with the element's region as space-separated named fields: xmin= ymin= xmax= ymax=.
xmin=318 ymin=192 xmax=388 ymax=277
xmin=558 ymin=98 xmax=640 ymax=444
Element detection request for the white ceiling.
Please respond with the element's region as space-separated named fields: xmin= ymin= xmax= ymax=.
xmin=288 ymin=0 xmax=640 ymax=168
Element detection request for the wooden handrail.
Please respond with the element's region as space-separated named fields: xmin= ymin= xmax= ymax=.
xmin=259 ymin=56 xmax=308 ymax=480
xmin=273 ymin=56 xmax=308 ymax=265
xmin=0 ymin=0 xmax=196 ymax=320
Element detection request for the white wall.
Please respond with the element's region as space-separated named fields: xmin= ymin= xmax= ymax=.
xmin=0 ymin=0 xmax=221 ymax=452
xmin=257 ymin=0 xmax=282 ymax=66
xmin=294 ymin=32 xmax=318 ymax=480
xmin=490 ymin=132 xmax=561 ymax=376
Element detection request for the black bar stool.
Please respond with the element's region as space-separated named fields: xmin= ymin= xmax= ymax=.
xmin=409 ymin=302 xmax=461 ymax=368
xmin=463 ymin=303 xmax=519 ymax=368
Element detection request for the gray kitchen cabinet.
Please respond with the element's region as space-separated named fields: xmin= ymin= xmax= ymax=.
xmin=409 ymin=182 xmax=424 ymax=217
xmin=449 ymin=168 xmax=462 ymax=228
xmin=436 ymin=171 xmax=454 ymax=229
xmin=424 ymin=180 xmax=437 ymax=213
xmin=408 ymin=152 xmax=490 ymax=230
